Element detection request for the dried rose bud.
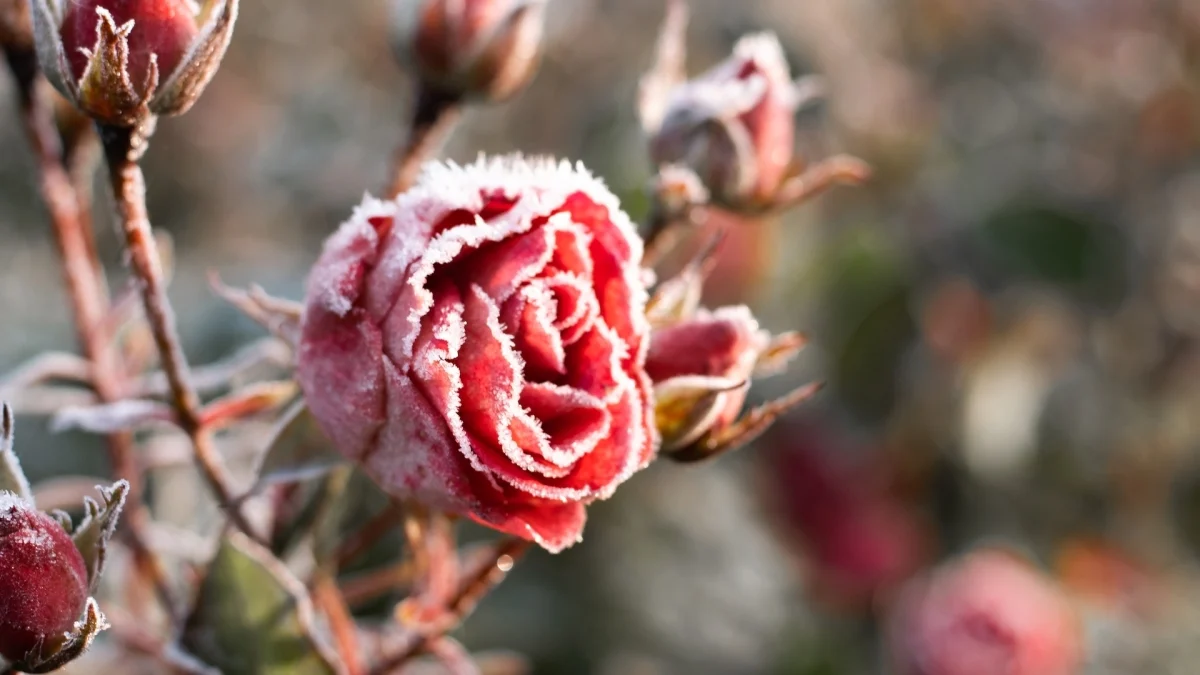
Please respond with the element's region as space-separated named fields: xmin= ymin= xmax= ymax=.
xmin=646 ymin=304 xmax=811 ymax=460
xmin=392 ymin=0 xmax=546 ymax=102
xmin=889 ymin=549 xmax=1082 ymax=675
xmin=0 ymin=492 xmax=88 ymax=663
xmin=297 ymin=155 xmax=655 ymax=553
xmin=28 ymin=0 xmax=238 ymax=126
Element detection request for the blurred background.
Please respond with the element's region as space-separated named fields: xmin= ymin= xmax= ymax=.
xmin=4 ymin=0 xmax=1200 ymax=673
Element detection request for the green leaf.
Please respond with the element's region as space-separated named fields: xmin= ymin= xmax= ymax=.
xmin=180 ymin=532 xmax=344 ymax=675
xmin=0 ymin=403 xmax=34 ymax=504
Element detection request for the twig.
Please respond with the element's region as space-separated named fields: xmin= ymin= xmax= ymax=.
xmin=4 ymin=47 xmax=177 ymax=620
xmin=97 ymin=122 xmax=263 ymax=545
xmin=339 ymin=561 xmax=417 ymax=608
xmin=312 ymin=572 xmax=366 ymax=675
xmin=385 ymin=87 xmax=462 ymax=199
xmin=368 ymin=537 xmax=531 ymax=675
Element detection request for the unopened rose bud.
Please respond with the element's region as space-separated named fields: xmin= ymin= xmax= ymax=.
xmin=889 ymin=548 xmax=1082 ymax=675
xmin=0 ymin=492 xmax=88 ymax=663
xmin=61 ymin=0 xmax=198 ymax=98
xmin=29 ymin=0 xmax=238 ymax=126
xmin=392 ymin=0 xmax=546 ymax=102
xmin=647 ymin=304 xmax=811 ymax=459
xmin=649 ymin=34 xmax=795 ymax=210
xmin=639 ymin=2 xmax=869 ymax=214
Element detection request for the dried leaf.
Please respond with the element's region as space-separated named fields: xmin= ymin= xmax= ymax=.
xmin=180 ymin=532 xmax=344 ymax=675
xmin=0 ymin=403 xmax=33 ymax=504
xmin=71 ymin=480 xmax=129 ymax=591
xmin=199 ymin=380 xmax=299 ymax=430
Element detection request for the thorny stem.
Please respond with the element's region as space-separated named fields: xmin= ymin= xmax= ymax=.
xmin=368 ymin=537 xmax=532 ymax=675
xmin=385 ymin=86 xmax=462 ymax=199
xmin=3 ymin=48 xmax=177 ymax=619
xmin=97 ymin=122 xmax=263 ymax=545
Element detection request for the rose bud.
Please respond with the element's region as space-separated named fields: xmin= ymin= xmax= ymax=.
xmin=889 ymin=548 xmax=1082 ymax=675
xmin=639 ymin=1 xmax=868 ymax=214
xmin=297 ymin=155 xmax=655 ymax=553
xmin=28 ymin=0 xmax=238 ymax=126
xmin=391 ymin=0 xmax=546 ymax=103
xmin=646 ymin=303 xmax=814 ymax=461
xmin=0 ymin=492 xmax=88 ymax=663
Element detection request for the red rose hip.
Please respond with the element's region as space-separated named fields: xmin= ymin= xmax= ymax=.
xmin=0 ymin=493 xmax=88 ymax=662
xmin=61 ymin=0 xmax=199 ymax=94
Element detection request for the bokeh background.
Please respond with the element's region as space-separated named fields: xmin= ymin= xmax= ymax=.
xmin=4 ymin=0 xmax=1200 ymax=673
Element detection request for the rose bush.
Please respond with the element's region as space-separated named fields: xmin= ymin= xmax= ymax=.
xmin=297 ymin=155 xmax=655 ymax=552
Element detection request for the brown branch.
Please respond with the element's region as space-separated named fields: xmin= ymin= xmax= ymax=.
xmin=4 ymin=47 xmax=178 ymax=620
xmin=368 ymin=537 xmax=531 ymax=675
xmin=312 ymin=572 xmax=366 ymax=675
xmin=97 ymin=122 xmax=263 ymax=545
xmin=385 ymin=87 xmax=462 ymax=199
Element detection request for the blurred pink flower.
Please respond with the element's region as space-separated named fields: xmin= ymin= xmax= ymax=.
xmin=763 ymin=422 xmax=927 ymax=610
xmin=890 ymin=548 xmax=1082 ymax=675
xmin=297 ymin=155 xmax=655 ymax=553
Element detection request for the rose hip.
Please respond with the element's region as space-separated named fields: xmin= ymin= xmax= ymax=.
xmin=0 ymin=493 xmax=88 ymax=663
xmin=61 ymin=0 xmax=199 ymax=93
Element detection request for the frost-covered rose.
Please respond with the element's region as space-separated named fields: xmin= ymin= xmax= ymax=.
xmin=297 ymin=156 xmax=655 ymax=552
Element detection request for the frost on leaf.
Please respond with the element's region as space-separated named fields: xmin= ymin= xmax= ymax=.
xmin=69 ymin=480 xmax=129 ymax=592
xmin=0 ymin=404 xmax=33 ymax=505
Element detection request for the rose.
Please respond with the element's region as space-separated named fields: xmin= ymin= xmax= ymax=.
xmin=0 ymin=492 xmax=88 ymax=663
xmin=297 ymin=155 xmax=656 ymax=552
xmin=889 ymin=549 xmax=1082 ymax=675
